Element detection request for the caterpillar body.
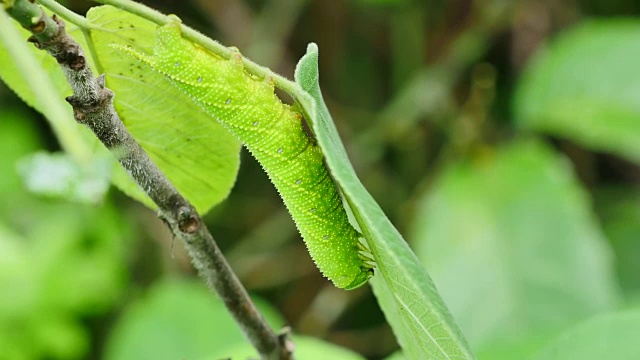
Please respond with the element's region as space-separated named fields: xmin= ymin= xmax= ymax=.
xmin=119 ymin=21 xmax=373 ymax=289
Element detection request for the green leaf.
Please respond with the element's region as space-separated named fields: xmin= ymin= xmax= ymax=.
xmin=514 ymin=19 xmax=640 ymax=163
xmin=0 ymin=6 xmax=242 ymax=213
xmin=295 ymin=44 xmax=474 ymax=360
xmin=104 ymin=279 xmax=284 ymax=360
xmin=410 ymin=140 xmax=620 ymax=355
xmin=208 ymin=335 xmax=366 ymax=360
xmin=85 ymin=5 xmax=241 ymax=213
xmin=0 ymin=7 xmax=153 ymax=208
xmin=532 ymin=308 xmax=640 ymax=360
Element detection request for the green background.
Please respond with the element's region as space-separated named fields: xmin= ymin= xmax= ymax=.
xmin=2 ymin=0 xmax=640 ymax=359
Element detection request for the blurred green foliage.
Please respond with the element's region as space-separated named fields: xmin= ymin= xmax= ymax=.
xmin=0 ymin=109 xmax=130 ymax=359
xmin=532 ymin=308 xmax=640 ymax=359
xmin=102 ymin=279 xmax=365 ymax=359
xmin=103 ymin=279 xmax=285 ymax=360
xmin=2 ymin=0 xmax=640 ymax=359
xmin=514 ymin=20 xmax=640 ymax=163
xmin=411 ymin=140 xmax=619 ymax=358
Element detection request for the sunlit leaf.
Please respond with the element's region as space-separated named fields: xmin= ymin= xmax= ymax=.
xmin=0 ymin=6 xmax=242 ymax=213
xmin=86 ymin=6 xmax=241 ymax=213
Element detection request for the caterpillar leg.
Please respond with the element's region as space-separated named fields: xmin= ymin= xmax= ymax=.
xmin=340 ymin=237 xmax=375 ymax=290
xmin=356 ymin=237 xmax=376 ymax=268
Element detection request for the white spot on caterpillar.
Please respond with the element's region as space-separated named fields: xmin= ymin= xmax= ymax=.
xmin=323 ymin=235 xmax=329 ymax=239
xmin=310 ymin=208 xmax=316 ymax=212
xmin=174 ymin=62 xmax=180 ymax=67
xmin=225 ymin=98 xmax=231 ymax=104
xmin=197 ymin=76 xmax=203 ymax=82
xmin=252 ymin=121 xmax=259 ymax=126
xmin=277 ymin=148 xmax=283 ymax=154
xmin=295 ymin=179 xmax=302 ymax=184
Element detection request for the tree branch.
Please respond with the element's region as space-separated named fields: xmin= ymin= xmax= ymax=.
xmin=3 ymin=0 xmax=293 ymax=359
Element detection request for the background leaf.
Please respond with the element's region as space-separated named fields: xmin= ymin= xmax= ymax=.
xmin=532 ymin=308 xmax=640 ymax=360
xmin=514 ymin=19 xmax=640 ymax=163
xmin=595 ymin=188 xmax=640 ymax=298
xmin=384 ymin=351 xmax=406 ymax=360
xmin=104 ymin=279 xmax=284 ymax=360
xmin=209 ymin=335 xmax=366 ymax=360
xmin=410 ymin=140 xmax=620 ymax=357
xmin=295 ymin=43 xmax=474 ymax=360
xmin=0 ymin=202 xmax=131 ymax=359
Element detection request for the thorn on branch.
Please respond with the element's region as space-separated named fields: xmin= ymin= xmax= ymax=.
xmin=278 ymin=326 xmax=295 ymax=354
xmin=97 ymin=74 xmax=106 ymax=88
xmin=30 ymin=15 xmax=46 ymax=33
xmin=65 ymin=81 xmax=113 ymax=124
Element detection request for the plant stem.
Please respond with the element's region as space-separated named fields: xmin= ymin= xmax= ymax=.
xmin=37 ymin=0 xmax=88 ymax=28
xmin=91 ymin=0 xmax=301 ymax=96
xmin=3 ymin=1 xmax=293 ymax=359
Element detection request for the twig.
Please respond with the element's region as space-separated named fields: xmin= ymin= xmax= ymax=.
xmin=91 ymin=0 xmax=301 ymax=96
xmin=3 ymin=0 xmax=293 ymax=359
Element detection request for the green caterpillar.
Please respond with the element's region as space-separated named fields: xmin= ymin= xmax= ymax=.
xmin=116 ymin=19 xmax=374 ymax=289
